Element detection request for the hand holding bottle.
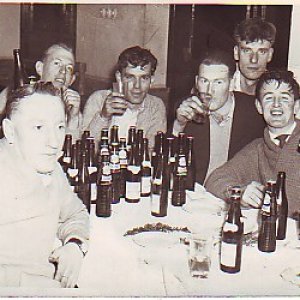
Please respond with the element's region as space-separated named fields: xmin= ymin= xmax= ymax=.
xmin=240 ymin=181 xmax=265 ymax=208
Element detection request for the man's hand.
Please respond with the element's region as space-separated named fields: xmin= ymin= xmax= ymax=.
xmin=63 ymin=89 xmax=81 ymax=117
xmin=176 ymin=96 xmax=205 ymax=126
xmin=49 ymin=243 xmax=84 ymax=288
xmin=241 ymin=181 xmax=265 ymax=208
xmin=101 ymin=92 xmax=127 ymax=120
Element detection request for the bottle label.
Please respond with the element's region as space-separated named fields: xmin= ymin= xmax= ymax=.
xmin=262 ymin=193 xmax=271 ymax=214
xmin=141 ymin=176 xmax=151 ymax=194
xmin=179 ymin=157 xmax=187 ymax=167
xmin=111 ymin=154 xmax=119 ymax=164
xmin=101 ymin=147 xmax=109 ymax=155
xmin=169 ymin=157 xmax=176 ymax=163
xmin=119 ymin=149 xmax=127 ymax=159
xmin=277 ymin=191 xmax=282 ymax=206
xmin=151 ymin=193 xmax=161 ymax=214
xmin=220 ymin=241 xmax=237 ymax=268
xmin=127 ymin=165 xmax=141 ymax=174
xmin=103 ymin=165 xmax=111 ymax=176
xmin=142 ymin=161 xmax=152 ymax=168
xmin=223 ymin=223 xmax=238 ymax=232
xmin=126 ymin=181 xmax=140 ymax=199
xmin=101 ymin=174 xmax=112 ymax=182
xmin=91 ymin=183 xmax=97 ymax=201
xmin=63 ymin=157 xmax=71 ymax=164
xmin=67 ymin=168 xmax=78 ymax=178
xmin=88 ymin=166 xmax=97 ymax=175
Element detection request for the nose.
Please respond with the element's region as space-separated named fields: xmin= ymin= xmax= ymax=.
xmin=250 ymin=52 xmax=258 ymax=64
xmin=206 ymin=82 xmax=213 ymax=95
xmin=59 ymin=65 xmax=66 ymax=74
xmin=273 ymin=97 xmax=282 ymax=108
xmin=47 ymin=128 xmax=60 ymax=149
xmin=133 ymin=77 xmax=141 ymax=89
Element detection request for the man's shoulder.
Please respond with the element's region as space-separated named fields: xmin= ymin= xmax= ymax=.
xmin=85 ymin=90 xmax=109 ymax=105
xmin=146 ymin=93 xmax=164 ymax=104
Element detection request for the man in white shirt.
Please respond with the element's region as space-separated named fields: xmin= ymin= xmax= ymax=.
xmin=233 ymin=18 xmax=276 ymax=96
xmin=206 ymin=70 xmax=300 ymax=215
xmin=0 ymin=43 xmax=82 ymax=141
xmin=173 ymin=49 xmax=265 ymax=184
xmin=82 ymin=46 xmax=166 ymax=150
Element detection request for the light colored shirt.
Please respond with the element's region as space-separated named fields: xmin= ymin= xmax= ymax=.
xmin=205 ymin=93 xmax=235 ymax=182
xmin=268 ymin=121 xmax=296 ymax=146
xmin=82 ymin=90 xmax=167 ymax=150
xmin=232 ymin=69 xmax=242 ymax=92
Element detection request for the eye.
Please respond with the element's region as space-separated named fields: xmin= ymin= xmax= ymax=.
xmin=34 ymin=125 xmax=43 ymax=131
xmin=199 ymin=78 xmax=208 ymax=84
xmin=58 ymin=124 xmax=66 ymax=130
xmin=142 ymin=75 xmax=151 ymax=81
xmin=215 ymin=80 xmax=224 ymax=85
xmin=258 ymin=49 xmax=268 ymax=55
xmin=53 ymin=60 xmax=61 ymax=67
xmin=241 ymin=48 xmax=252 ymax=55
xmin=124 ymin=74 xmax=134 ymax=80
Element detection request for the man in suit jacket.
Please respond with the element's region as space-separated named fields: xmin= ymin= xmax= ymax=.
xmin=172 ymin=49 xmax=265 ymax=184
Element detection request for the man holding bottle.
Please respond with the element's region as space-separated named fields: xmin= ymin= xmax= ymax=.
xmin=82 ymin=46 xmax=167 ymax=150
xmin=205 ymin=70 xmax=300 ymax=215
xmin=173 ymin=49 xmax=265 ymax=184
xmin=0 ymin=43 xmax=82 ymax=141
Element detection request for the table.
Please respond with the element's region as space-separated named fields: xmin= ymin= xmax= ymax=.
xmin=75 ymin=184 xmax=300 ymax=297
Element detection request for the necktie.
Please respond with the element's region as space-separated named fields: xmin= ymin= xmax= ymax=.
xmin=275 ymin=134 xmax=289 ymax=148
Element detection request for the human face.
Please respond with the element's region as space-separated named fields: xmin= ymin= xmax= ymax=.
xmin=195 ymin=64 xmax=231 ymax=111
xmin=234 ymin=40 xmax=274 ymax=81
xmin=9 ymin=94 xmax=66 ymax=174
xmin=120 ymin=64 xmax=152 ymax=105
xmin=40 ymin=47 xmax=75 ymax=90
xmin=256 ymin=80 xmax=299 ymax=131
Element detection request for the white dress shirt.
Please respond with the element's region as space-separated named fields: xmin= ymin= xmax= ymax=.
xmin=268 ymin=121 xmax=296 ymax=146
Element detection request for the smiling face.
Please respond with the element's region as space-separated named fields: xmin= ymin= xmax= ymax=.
xmin=195 ymin=63 xmax=231 ymax=112
xmin=37 ymin=47 xmax=75 ymax=90
xmin=7 ymin=93 xmax=66 ymax=174
xmin=256 ymin=80 xmax=299 ymax=132
xmin=118 ymin=63 xmax=153 ymax=105
xmin=234 ymin=39 xmax=274 ymax=81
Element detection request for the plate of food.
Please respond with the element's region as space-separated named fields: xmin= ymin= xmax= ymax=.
xmin=124 ymin=223 xmax=191 ymax=248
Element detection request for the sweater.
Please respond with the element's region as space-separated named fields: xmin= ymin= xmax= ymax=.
xmin=0 ymin=139 xmax=90 ymax=287
xmin=205 ymin=121 xmax=300 ymax=215
xmin=82 ymin=90 xmax=167 ymax=150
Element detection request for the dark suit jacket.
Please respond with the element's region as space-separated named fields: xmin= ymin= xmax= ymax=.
xmin=184 ymin=91 xmax=265 ymax=184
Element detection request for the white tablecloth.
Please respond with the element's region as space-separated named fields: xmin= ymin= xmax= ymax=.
xmin=75 ymin=184 xmax=300 ymax=297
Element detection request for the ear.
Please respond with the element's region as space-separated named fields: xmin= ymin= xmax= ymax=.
xmin=294 ymin=99 xmax=300 ymax=115
xmin=255 ymin=99 xmax=263 ymax=115
xmin=229 ymin=78 xmax=234 ymax=92
xmin=2 ymin=118 xmax=15 ymax=144
xmin=233 ymin=45 xmax=239 ymax=61
xmin=195 ymin=75 xmax=198 ymax=88
xmin=35 ymin=61 xmax=44 ymax=78
xmin=70 ymin=73 xmax=76 ymax=86
xmin=150 ymin=76 xmax=155 ymax=86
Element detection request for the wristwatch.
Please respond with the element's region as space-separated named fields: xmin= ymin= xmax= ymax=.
xmin=67 ymin=238 xmax=88 ymax=257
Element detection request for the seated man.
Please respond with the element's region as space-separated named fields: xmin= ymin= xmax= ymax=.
xmin=173 ymin=49 xmax=265 ymax=184
xmin=205 ymin=70 xmax=300 ymax=216
xmin=0 ymin=82 xmax=89 ymax=287
xmin=0 ymin=43 xmax=82 ymax=141
xmin=82 ymin=46 xmax=167 ymax=149
xmin=233 ymin=18 xmax=276 ymax=95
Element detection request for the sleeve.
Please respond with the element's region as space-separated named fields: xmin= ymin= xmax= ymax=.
xmin=66 ymin=111 xmax=83 ymax=142
xmin=0 ymin=87 xmax=8 ymax=115
xmin=82 ymin=90 xmax=111 ymax=142
xmin=204 ymin=140 xmax=262 ymax=200
xmin=56 ymin=168 xmax=90 ymax=246
xmin=147 ymin=97 xmax=167 ymax=150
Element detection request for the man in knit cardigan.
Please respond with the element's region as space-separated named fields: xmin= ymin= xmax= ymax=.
xmin=205 ymin=70 xmax=300 ymax=215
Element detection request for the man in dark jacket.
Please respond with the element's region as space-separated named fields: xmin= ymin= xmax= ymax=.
xmin=172 ymin=49 xmax=265 ymax=184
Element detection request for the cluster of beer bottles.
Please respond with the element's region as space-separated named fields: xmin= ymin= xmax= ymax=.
xmin=59 ymin=127 xmax=196 ymax=218
xmin=219 ymin=171 xmax=288 ymax=274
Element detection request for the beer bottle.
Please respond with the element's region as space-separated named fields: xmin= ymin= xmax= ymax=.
xmin=96 ymin=153 xmax=112 ymax=217
xmin=119 ymin=138 xmax=128 ymax=198
xmin=165 ymin=136 xmax=176 ymax=191
xmin=185 ymin=136 xmax=196 ymax=191
xmin=171 ymin=132 xmax=187 ymax=206
xmin=136 ymin=129 xmax=144 ymax=165
xmin=60 ymin=134 xmax=72 ymax=172
xmin=276 ymin=172 xmax=288 ymax=240
xmin=151 ymin=154 xmax=168 ymax=217
xmin=127 ymin=126 xmax=137 ymax=158
xmin=99 ymin=136 xmax=110 ymax=156
xmin=110 ymin=125 xmax=119 ymax=147
xmin=77 ymin=150 xmax=91 ymax=213
xmin=141 ymin=138 xmax=152 ymax=197
xmin=13 ymin=49 xmax=29 ymax=90
xmin=110 ymin=143 xmax=121 ymax=204
xmin=220 ymin=192 xmax=243 ymax=273
xmin=258 ymin=180 xmax=277 ymax=253
xmin=67 ymin=143 xmax=79 ymax=191
xmin=82 ymin=130 xmax=90 ymax=142
xmin=152 ymin=131 xmax=164 ymax=176
xmin=101 ymin=127 xmax=109 ymax=140
xmin=125 ymin=143 xmax=141 ymax=203
xmin=87 ymin=138 xmax=98 ymax=204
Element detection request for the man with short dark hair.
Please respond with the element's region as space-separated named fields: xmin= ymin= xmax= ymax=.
xmin=173 ymin=49 xmax=265 ymax=183
xmin=0 ymin=43 xmax=82 ymax=140
xmin=206 ymin=70 xmax=300 ymax=215
xmin=233 ymin=18 xmax=276 ymax=95
xmin=82 ymin=46 xmax=167 ymax=149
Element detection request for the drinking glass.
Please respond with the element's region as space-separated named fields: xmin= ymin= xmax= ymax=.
xmin=188 ymin=233 xmax=213 ymax=278
xmin=191 ymin=92 xmax=211 ymax=124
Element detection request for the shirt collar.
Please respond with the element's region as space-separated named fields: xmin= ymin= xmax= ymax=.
xmin=269 ymin=121 xmax=297 ymax=145
xmin=210 ymin=92 xmax=235 ymax=125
